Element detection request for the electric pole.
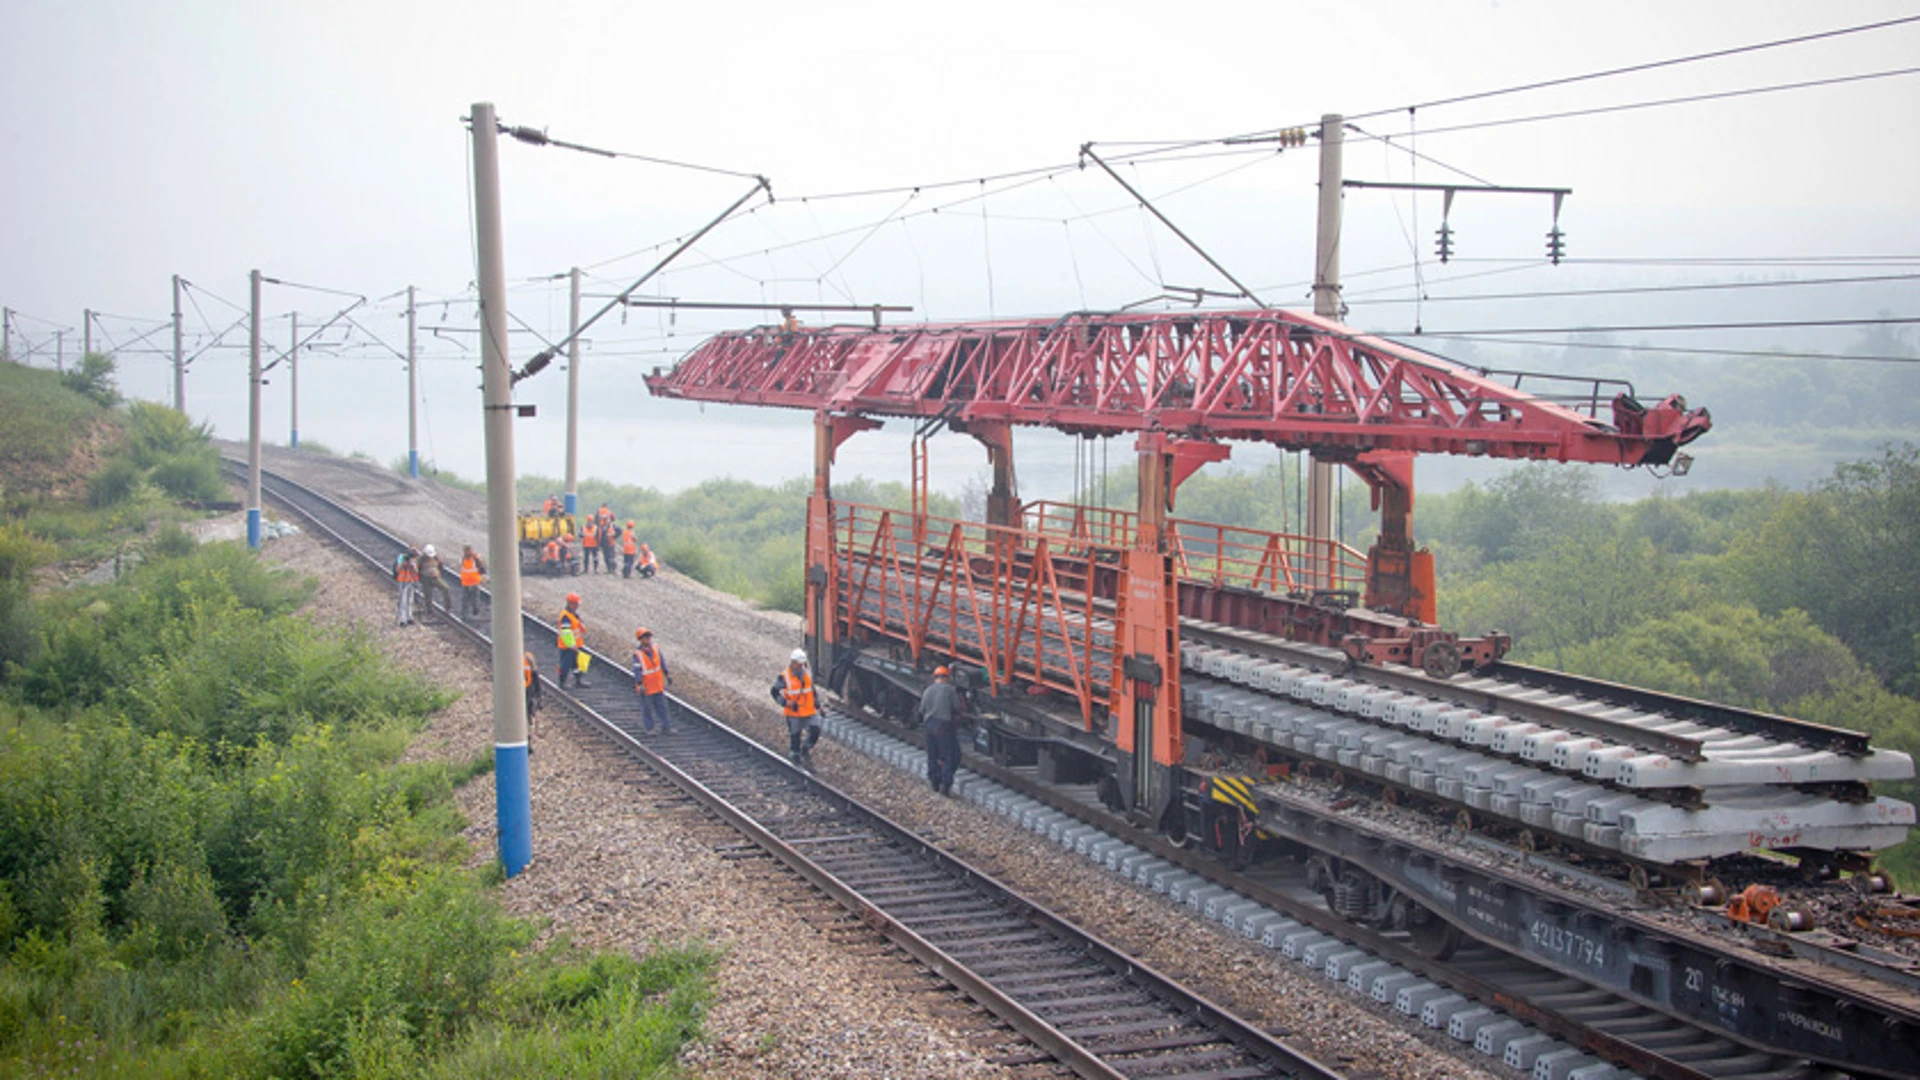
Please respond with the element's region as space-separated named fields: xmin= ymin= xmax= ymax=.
xmin=565 ymin=266 xmax=581 ymax=516
xmin=83 ymin=309 xmax=91 ymax=357
xmin=2 ymin=308 xmax=10 ymax=363
xmin=172 ymin=276 xmax=186 ymax=412
xmin=1307 ymin=112 xmax=1344 ymax=590
xmin=470 ymin=101 xmax=532 ymax=878
xmin=407 ymin=285 xmax=419 ymax=478
xmin=248 ymin=269 xmax=263 ymax=551
xmin=55 ymin=330 xmax=64 ymax=374
xmin=289 ymin=312 xmax=299 ymax=450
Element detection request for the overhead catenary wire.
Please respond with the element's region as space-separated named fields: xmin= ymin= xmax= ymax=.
xmin=1111 ymin=14 xmax=1920 ymax=154
xmin=1412 ymin=315 xmax=1920 ymax=336
xmin=1409 ymin=333 xmax=1920 ymax=365
xmin=1356 ymin=65 xmax=1920 ymax=144
xmin=1349 ymin=271 xmax=1920 ymax=306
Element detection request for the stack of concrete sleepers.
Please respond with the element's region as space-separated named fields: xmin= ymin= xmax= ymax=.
xmin=1180 ymin=643 xmax=1914 ymax=863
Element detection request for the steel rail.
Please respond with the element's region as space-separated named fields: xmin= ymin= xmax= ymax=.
xmin=234 ymin=459 xmax=1345 ymax=1080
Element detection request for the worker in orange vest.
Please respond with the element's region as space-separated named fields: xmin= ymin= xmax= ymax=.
xmin=638 ymin=542 xmax=657 ymax=580
xmin=458 ymin=544 xmax=487 ymax=619
xmin=542 ymin=537 xmax=560 ymax=574
xmin=580 ymin=518 xmax=600 ymax=574
xmin=523 ymin=649 xmax=540 ymax=745
xmin=770 ymin=647 xmax=820 ymax=768
xmin=558 ymin=531 xmax=575 ymax=575
xmin=556 ymin=593 xmax=588 ymax=688
xmin=597 ymin=503 xmax=614 ymax=530
xmin=620 ymin=521 xmax=639 ymax=578
xmin=631 ymin=627 xmax=672 ymax=734
xmin=393 ymin=546 xmax=420 ymax=626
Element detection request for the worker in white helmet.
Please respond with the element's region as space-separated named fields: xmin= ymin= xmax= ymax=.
xmin=770 ymin=647 xmax=820 ymax=768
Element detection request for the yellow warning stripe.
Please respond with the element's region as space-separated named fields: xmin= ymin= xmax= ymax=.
xmin=1208 ymin=775 xmax=1258 ymax=815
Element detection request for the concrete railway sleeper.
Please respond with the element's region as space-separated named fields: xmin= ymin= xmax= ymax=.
xmin=238 ymin=460 xmax=1345 ymax=1080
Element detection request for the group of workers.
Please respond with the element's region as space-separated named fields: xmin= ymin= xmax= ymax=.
xmin=537 ymin=587 xmax=965 ymax=788
xmin=397 ymin=544 xmax=967 ymax=791
xmin=392 ymin=543 xmax=488 ymax=624
xmin=538 ymin=498 xmax=658 ymax=579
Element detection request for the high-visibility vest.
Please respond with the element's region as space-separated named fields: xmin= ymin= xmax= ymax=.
xmin=396 ymin=557 xmax=418 ymax=583
xmin=599 ymin=508 xmax=613 ymax=526
xmin=460 ymin=555 xmax=482 ymax=586
xmin=634 ymin=644 xmax=665 ymax=694
xmin=621 ymin=529 xmax=637 ymax=556
xmin=542 ymin=497 xmax=556 ymax=514
xmin=780 ymin=669 xmax=817 ymax=719
xmin=543 ymin=539 xmax=559 ymax=562
xmin=557 ymin=609 xmax=583 ymax=650
xmin=523 ymin=652 xmax=535 ymax=688
xmin=639 ymin=546 xmax=656 ymax=569
xmin=582 ymin=528 xmax=597 ymax=549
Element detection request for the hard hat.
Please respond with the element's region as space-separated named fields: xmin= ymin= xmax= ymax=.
xmin=635 ymin=627 xmax=651 ymax=639
xmin=626 ymin=520 xmax=634 ymax=528
xmin=790 ymin=648 xmax=808 ymax=663
xmin=933 ymin=666 xmax=950 ymax=677
xmin=566 ymin=592 xmax=580 ymax=605
xmin=422 ymin=544 xmax=435 ymax=557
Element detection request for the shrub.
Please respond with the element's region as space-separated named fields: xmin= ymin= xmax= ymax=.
xmin=59 ymin=353 xmax=119 ymax=408
xmin=147 ymin=451 xmax=223 ymax=502
xmin=150 ymin=525 xmax=197 ymax=560
xmin=86 ymin=457 xmax=142 ymax=508
xmin=124 ymin=402 xmax=213 ymax=468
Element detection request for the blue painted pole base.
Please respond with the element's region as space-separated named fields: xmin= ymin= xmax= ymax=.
xmin=408 ymin=449 xmax=419 ymax=479
xmin=247 ymin=507 xmax=261 ymax=550
xmin=564 ymin=492 xmax=578 ymax=515
xmin=290 ymin=429 xmax=298 ymax=450
xmin=496 ymin=742 xmax=531 ymax=877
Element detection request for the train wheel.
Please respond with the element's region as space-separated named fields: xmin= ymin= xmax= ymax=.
xmin=1408 ymin=910 xmax=1462 ymax=960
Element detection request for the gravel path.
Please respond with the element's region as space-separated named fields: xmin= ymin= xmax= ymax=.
xmin=237 ymin=444 xmax=1501 ymax=1080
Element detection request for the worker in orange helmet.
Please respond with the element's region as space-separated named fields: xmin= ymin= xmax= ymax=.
xmin=637 ymin=542 xmax=658 ymax=580
xmin=556 ymin=593 xmax=588 ymax=688
xmin=770 ymin=647 xmax=820 ymax=768
xmin=541 ymin=536 xmax=560 ymax=575
xmin=918 ymin=665 xmax=963 ymax=795
xmin=620 ymin=520 xmax=639 ymax=578
xmin=631 ymin=627 xmax=672 ymax=734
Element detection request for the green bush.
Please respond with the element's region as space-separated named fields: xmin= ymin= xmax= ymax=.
xmin=59 ymin=352 xmax=120 ymax=408
xmin=150 ymin=525 xmax=196 ymax=560
xmin=124 ymin=401 xmax=213 ymax=468
xmin=0 ymin=525 xmax=51 ymax=676
xmin=86 ymin=457 xmax=142 ymax=508
xmin=147 ymin=451 xmax=224 ymax=502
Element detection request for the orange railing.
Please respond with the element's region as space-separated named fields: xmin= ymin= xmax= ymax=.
xmin=1021 ymin=500 xmax=1368 ymax=597
xmin=834 ymin=502 xmax=1111 ymax=726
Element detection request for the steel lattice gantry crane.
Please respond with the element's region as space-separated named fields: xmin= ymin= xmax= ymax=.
xmin=644 ymin=308 xmax=1711 ymax=822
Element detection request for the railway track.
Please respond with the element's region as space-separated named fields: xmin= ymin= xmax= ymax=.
xmin=239 ymin=461 xmax=1345 ymax=1080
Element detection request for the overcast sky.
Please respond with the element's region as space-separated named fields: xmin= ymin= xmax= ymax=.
xmin=3 ymin=0 xmax=1916 ymax=494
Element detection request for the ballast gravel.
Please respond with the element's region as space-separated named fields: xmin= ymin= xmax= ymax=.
xmin=240 ymin=445 xmax=1502 ymax=1080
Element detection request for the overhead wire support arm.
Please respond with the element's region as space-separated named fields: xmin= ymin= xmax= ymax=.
xmin=1079 ymin=143 xmax=1270 ymax=309
xmin=511 ymin=175 xmax=773 ymax=384
xmin=602 ymin=297 xmax=915 ymax=329
xmin=260 ymin=294 xmax=367 ymax=374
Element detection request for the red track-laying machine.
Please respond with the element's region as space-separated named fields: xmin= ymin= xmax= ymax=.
xmin=645 ymin=308 xmax=1711 ymax=823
